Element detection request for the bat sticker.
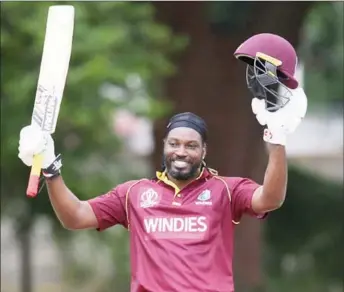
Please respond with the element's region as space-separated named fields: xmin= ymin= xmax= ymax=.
xmin=32 ymin=85 xmax=58 ymax=132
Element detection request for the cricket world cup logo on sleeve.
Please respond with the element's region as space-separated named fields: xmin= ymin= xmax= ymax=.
xmin=140 ymin=188 xmax=160 ymax=208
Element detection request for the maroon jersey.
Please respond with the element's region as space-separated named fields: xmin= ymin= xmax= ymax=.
xmin=88 ymin=168 xmax=265 ymax=292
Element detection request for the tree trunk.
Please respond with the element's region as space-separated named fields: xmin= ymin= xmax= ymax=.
xmin=18 ymin=220 xmax=33 ymax=292
xmin=152 ymin=2 xmax=312 ymax=291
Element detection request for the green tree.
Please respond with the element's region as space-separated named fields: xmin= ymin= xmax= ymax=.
xmin=299 ymin=1 xmax=344 ymax=106
xmin=1 ymin=2 xmax=185 ymax=291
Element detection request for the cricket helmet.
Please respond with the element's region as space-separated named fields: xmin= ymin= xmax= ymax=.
xmin=234 ymin=33 xmax=299 ymax=111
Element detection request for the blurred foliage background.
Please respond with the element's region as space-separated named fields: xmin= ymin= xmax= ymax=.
xmin=1 ymin=2 xmax=343 ymax=292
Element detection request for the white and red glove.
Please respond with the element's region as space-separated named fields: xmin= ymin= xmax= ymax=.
xmin=18 ymin=125 xmax=62 ymax=177
xmin=252 ymin=87 xmax=308 ymax=146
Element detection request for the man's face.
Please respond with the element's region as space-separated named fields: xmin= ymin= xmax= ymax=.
xmin=163 ymin=127 xmax=206 ymax=181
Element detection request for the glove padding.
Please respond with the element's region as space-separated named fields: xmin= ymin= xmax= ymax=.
xmin=252 ymin=87 xmax=308 ymax=145
xmin=18 ymin=124 xmax=57 ymax=170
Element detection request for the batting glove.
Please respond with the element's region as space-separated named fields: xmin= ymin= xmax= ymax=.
xmin=252 ymin=87 xmax=308 ymax=146
xmin=18 ymin=124 xmax=62 ymax=177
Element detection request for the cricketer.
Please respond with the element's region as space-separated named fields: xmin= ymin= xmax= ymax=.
xmin=18 ymin=33 xmax=307 ymax=292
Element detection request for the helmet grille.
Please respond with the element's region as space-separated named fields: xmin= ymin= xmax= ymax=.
xmin=245 ymin=56 xmax=292 ymax=112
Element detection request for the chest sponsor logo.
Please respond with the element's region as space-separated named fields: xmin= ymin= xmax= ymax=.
xmin=143 ymin=216 xmax=208 ymax=240
xmin=195 ymin=189 xmax=212 ymax=205
xmin=140 ymin=188 xmax=160 ymax=208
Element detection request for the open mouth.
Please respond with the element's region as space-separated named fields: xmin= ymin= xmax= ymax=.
xmin=172 ymin=160 xmax=189 ymax=169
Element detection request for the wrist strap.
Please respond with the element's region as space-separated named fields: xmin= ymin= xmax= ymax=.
xmin=42 ymin=154 xmax=62 ymax=178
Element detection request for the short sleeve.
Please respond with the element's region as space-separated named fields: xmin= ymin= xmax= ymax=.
xmin=228 ymin=177 xmax=264 ymax=223
xmin=88 ymin=181 xmax=135 ymax=231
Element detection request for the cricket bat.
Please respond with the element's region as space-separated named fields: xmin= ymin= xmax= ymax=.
xmin=26 ymin=5 xmax=75 ymax=198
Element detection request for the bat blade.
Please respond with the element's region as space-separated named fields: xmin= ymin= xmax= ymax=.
xmin=27 ymin=5 xmax=75 ymax=198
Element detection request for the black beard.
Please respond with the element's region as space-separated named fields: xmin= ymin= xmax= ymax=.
xmin=163 ymin=155 xmax=202 ymax=181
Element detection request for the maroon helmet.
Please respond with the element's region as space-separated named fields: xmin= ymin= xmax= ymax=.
xmin=234 ymin=33 xmax=299 ymax=111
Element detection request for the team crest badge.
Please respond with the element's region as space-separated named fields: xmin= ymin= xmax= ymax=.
xmin=196 ymin=190 xmax=212 ymax=205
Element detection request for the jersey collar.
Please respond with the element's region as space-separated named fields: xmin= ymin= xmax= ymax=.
xmin=155 ymin=167 xmax=215 ymax=194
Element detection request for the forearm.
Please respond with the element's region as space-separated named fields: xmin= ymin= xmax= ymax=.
xmin=261 ymin=144 xmax=288 ymax=207
xmin=46 ymin=175 xmax=83 ymax=229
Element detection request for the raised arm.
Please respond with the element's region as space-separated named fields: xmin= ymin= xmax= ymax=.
xmin=18 ymin=125 xmax=127 ymax=231
xmin=251 ymin=144 xmax=287 ymax=213
xmin=250 ymin=88 xmax=308 ymax=213
xmin=46 ymin=175 xmax=98 ymax=230
xmin=228 ymin=144 xmax=287 ymax=222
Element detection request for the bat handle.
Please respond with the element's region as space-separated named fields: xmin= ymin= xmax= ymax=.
xmin=26 ymin=154 xmax=44 ymax=198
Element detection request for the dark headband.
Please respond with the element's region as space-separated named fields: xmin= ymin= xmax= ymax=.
xmin=166 ymin=112 xmax=208 ymax=142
